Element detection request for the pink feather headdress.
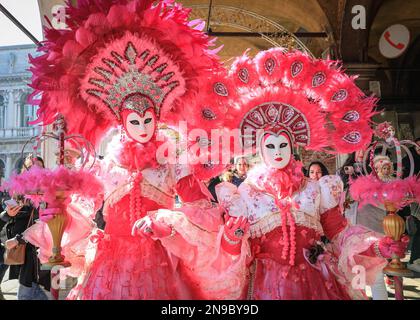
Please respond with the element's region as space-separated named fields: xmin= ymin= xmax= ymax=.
xmin=29 ymin=0 xmax=222 ymax=146
xmin=188 ymin=48 xmax=377 ymax=155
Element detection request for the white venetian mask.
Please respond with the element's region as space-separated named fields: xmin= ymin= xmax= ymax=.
xmin=259 ymin=132 xmax=292 ymax=169
xmin=122 ymin=110 xmax=156 ymax=144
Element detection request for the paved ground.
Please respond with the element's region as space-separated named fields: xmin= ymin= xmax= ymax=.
xmin=2 ymin=272 xmax=420 ymax=300
xmin=2 ymin=258 xmax=420 ymax=300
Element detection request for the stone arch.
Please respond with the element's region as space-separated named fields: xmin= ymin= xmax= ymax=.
xmin=190 ymin=5 xmax=313 ymax=53
xmin=183 ymin=0 xmax=333 ymax=58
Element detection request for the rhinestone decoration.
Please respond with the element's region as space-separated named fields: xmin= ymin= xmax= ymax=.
xmin=155 ymin=63 xmax=168 ymax=73
xmin=125 ymin=42 xmax=137 ymax=64
xmin=111 ymin=51 xmax=124 ymax=63
xmin=266 ymin=104 xmax=279 ymax=121
xmin=102 ymin=58 xmax=118 ymax=69
xmin=213 ymin=82 xmax=228 ymax=97
xmin=342 ymin=110 xmax=360 ymax=122
xmin=312 ymin=72 xmax=326 ymax=87
xmin=88 ymin=78 xmax=107 ymax=89
xmin=295 ymin=134 xmax=309 ymax=143
xmin=94 ymin=67 xmax=113 ymax=80
xmin=292 ymin=121 xmax=305 ymax=130
xmin=239 ymin=102 xmax=310 ymax=148
xmin=332 ymin=89 xmax=348 ymax=102
xmin=202 ymin=108 xmax=217 ymax=120
xmin=147 ymin=55 xmax=158 ymax=67
xmin=84 ymin=35 xmax=183 ymax=121
xmin=264 ymin=58 xmax=276 ymax=75
xmin=250 ymin=111 xmax=264 ymax=125
xmin=282 ymin=107 xmax=295 ymax=122
xmin=139 ymin=50 xmax=150 ymax=61
xmin=291 ymin=61 xmax=303 ymax=77
xmin=342 ymin=131 xmax=362 ymax=144
xmin=122 ymin=95 xmax=153 ymax=115
xmin=238 ymin=68 xmax=249 ymax=83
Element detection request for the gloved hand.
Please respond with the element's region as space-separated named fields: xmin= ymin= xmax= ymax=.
xmin=131 ymin=216 xmax=174 ymax=239
xmin=221 ymin=215 xmax=249 ymax=255
xmin=378 ymin=235 xmax=409 ymax=259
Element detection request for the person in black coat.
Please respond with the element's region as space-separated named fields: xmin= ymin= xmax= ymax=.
xmin=1 ymin=201 xmax=51 ymax=300
xmin=0 ymin=194 xmax=10 ymax=299
xmin=1 ymin=155 xmax=51 ymax=299
xmin=402 ymin=138 xmax=420 ymax=269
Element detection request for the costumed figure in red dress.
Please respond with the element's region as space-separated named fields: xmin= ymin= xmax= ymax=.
xmin=26 ymin=0 xmax=223 ymax=299
xmin=169 ymin=48 xmax=409 ymax=300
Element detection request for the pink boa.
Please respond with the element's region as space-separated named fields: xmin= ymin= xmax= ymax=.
xmin=349 ymin=175 xmax=420 ymax=209
xmin=248 ymin=159 xmax=305 ymax=200
xmin=116 ymin=139 xmax=161 ymax=172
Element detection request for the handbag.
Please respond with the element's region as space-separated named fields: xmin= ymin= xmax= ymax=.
xmin=3 ymin=207 xmax=34 ymax=266
xmin=4 ymin=243 xmax=26 ymax=265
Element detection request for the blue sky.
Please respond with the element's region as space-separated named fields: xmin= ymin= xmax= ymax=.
xmin=0 ymin=0 xmax=43 ymax=46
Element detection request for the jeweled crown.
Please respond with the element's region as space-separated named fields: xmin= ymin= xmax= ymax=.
xmin=81 ymin=32 xmax=186 ymax=120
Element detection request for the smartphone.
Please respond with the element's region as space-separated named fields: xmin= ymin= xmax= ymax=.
xmin=4 ymin=199 xmax=18 ymax=208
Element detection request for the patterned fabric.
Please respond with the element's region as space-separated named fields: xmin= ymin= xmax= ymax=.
xmin=151 ymin=209 xmax=250 ymax=299
xmin=215 ymin=176 xmax=343 ymax=237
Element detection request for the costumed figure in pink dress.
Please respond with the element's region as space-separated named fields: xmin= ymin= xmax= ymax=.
xmin=26 ymin=0 xmax=223 ymax=299
xmin=129 ymin=71 xmax=253 ymax=299
xmin=165 ymin=48 xmax=409 ymax=300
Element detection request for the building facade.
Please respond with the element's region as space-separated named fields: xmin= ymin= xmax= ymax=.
xmin=0 ymin=44 xmax=40 ymax=182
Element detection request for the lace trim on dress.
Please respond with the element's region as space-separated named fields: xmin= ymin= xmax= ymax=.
xmin=140 ymin=178 xmax=175 ymax=208
xmin=249 ymin=210 xmax=324 ymax=238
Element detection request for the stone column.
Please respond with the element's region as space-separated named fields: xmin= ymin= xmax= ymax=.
xmin=6 ymin=89 xmax=14 ymax=128
xmin=5 ymin=154 xmax=13 ymax=180
xmin=12 ymin=89 xmax=24 ymax=129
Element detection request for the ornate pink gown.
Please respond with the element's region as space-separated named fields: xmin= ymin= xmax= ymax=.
xmin=215 ymin=174 xmax=387 ymax=300
xmin=66 ymin=164 xmax=206 ymax=300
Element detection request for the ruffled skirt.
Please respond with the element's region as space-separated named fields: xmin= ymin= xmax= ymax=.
xmin=249 ymin=258 xmax=363 ymax=300
xmin=67 ymin=235 xmax=181 ymax=300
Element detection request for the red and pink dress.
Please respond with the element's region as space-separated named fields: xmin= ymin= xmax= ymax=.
xmin=215 ymin=169 xmax=387 ymax=300
xmin=66 ymin=159 xmax=217 ymax=300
